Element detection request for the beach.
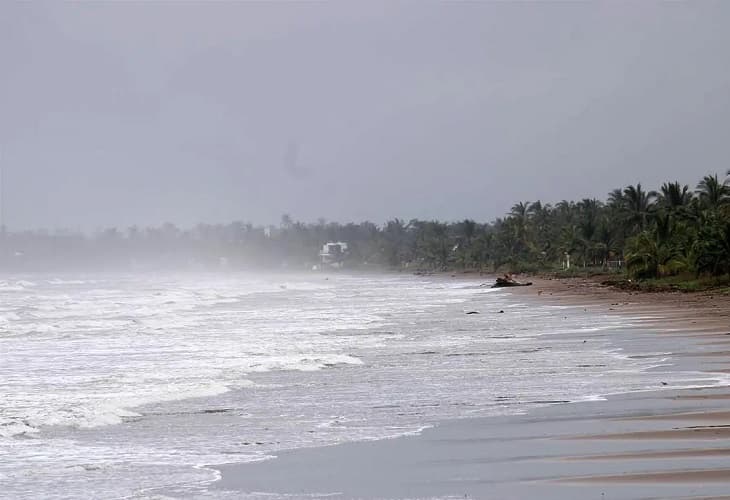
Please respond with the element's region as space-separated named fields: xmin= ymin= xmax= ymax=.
xmin=4 ymin=272 xmax=730 ymax=499
xmin=212 ymin=277 xmax=730 ymax=500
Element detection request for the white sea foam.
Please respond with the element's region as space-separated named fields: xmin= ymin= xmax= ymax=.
xmin=0 ymin=419 xmax=39 ymax=438
xmin=0 ymin=311 xmax=21 ymax=322
xmin=47 ymin=279 xmax=90 ymax=285
xmin=1 ymin=272 xmax=726 ymax=500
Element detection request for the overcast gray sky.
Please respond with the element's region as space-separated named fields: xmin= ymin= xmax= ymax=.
xmin=2 ymin=1 xmax=729 ymax=231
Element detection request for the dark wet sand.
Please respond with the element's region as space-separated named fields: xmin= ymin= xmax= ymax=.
xmin=562 ymin=469 xmax=730 ymax=483
xmin=214 ymin=387 xmax=730 ymax=499
xmin=212 ymin=278 xmax=730 ymax=499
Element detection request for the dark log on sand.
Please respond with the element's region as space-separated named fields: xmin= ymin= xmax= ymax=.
xmin=491 ymin=276 xmax=533 ymax=288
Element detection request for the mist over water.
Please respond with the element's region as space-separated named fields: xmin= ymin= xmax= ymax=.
xmin=2 ymin=2 xmax=729 ymax=498
xmin=1 ymin=272 xmax=725 ymax=498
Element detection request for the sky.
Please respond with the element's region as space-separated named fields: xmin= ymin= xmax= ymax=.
xmin=1 ymin=1 xmax=729 ymax=231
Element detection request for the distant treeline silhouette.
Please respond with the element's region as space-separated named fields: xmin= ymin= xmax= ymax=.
xmin=1 ymin=172 xmax=729 ymax=278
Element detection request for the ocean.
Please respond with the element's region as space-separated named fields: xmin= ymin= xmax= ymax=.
xmin=0 ymin=272 xmax=724 ymax=499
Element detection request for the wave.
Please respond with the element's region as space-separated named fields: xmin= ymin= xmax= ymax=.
xmin=0 ymin=280 xmax=37 ymax=292
xmin=47 ymin=279 xmax=91 ymax=285
xmin=1 ymin=381 xmax=236 ymax=437
xmin=0 ymin=419 xmax=39 ymax=438
xmin=1 ymin=351 xmax=364 ymax=437
xmin=5 ymin=272 xmax=730 ymax=500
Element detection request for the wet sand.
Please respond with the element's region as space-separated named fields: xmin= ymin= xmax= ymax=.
xmin=212 ymin=277 xmax=730 ymax=499
xmin=521 ymin=275 xmax=730 ymax=331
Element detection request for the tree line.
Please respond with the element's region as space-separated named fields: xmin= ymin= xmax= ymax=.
xmin=1 ymin=172 xmax=728 ymax=278
xmin=449 ymin=171 xmax=730 ymax=279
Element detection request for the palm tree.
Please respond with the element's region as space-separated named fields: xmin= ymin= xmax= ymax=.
xmin=510 ymin=201 xmax=530 ymax=221
xmin=595 ymin=216 xmax=619 ymax=267
xmin=622 ymin=183 xmax=657 ymax=233
xmin=694 ymin=211 xmax=730 ymax=276
xmin=415 ymin=221 xmax=451 ymax=269
xmin=607 ymin=188 xmax=625 ymax=210
xmin=625 ymin=230 xmax=686 ymax=279
xmin=559 ymin=224 xmax=580 ymax=267
xmin=658 ymin=182 xmax=692 ymax=213
xmin=576 ymin=199 xmax=601 ymax=266
xmin=456 ymin=219 xmax=477 ymax=269
xmin=509 ymin=201 xmax=532 ymax=254
xmin=528 ymin=201 xmax=555 ymax=260
xmin=555 ymin=200 xmax=575 ymax=223
xmin=461 ymin=219 xmax=476 ymax=246
xmin=382 ymin=218 xmax=409 ymax=267
xmin=696 ymin=174 xmax=729 ymax=209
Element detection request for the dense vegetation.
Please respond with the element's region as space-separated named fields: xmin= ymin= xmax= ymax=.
xmin=2 ymin=173 xmax=728 ymax=281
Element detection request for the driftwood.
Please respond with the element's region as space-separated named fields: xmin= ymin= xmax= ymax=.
xmin=491 ymin=275 xmax=533 ymax=288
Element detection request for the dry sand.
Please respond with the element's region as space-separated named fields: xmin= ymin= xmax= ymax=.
xmin=517 ymin=275 xmax=730 ymax=331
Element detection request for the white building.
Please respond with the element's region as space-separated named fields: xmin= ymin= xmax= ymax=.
xmin=319 ymin=241 xmax=348 ymax=268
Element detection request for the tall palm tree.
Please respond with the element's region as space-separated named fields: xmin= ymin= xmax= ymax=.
xmin=658 ymin=182 xmax=692 ymax=213
xmin=509 ymin=201 xmax=531 ymax=250
xmin=461 ymin=219 xmax=476 ymax=246
xmin=694 ymin=211 xmax=730 ymax=276
xmin=510 ymin=201 xmax=530 ymax=220
xmin=595 ymin=216 xmax=619 ymax=267
xmin=382 ymin=218 xmax=408 ymax=267
xmin=622 ymin=183 xmax=657 ymax=233
xmin=607 ymin=188 xmax=625 ymax=210
xmin=696 ymin=174 xmax=729 ymax=209
xmin=424 ymin=221 xmax=450 ymax=269
xmin=573 ymin=199 xmax=602 ymax=266
xmin=528 ymin=201 xmax=554 ymax=258
xmin=457 ymin=219 xmax=477 ymax=269
xmin=559 ymin=224 xmax=580 ymax=264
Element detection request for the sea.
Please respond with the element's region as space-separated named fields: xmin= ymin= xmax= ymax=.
xmin=0 ymin=272 xmax=725 ymax=499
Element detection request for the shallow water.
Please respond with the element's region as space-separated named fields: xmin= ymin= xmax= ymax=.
xmin=0 ymin=272 xmax=725 ymax=499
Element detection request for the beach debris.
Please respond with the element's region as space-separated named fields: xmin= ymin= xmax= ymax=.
xmin=465 ymin=311 xmax=480 ymax=315
xmin=498 ymin=310 xmax=505 ymax=313
xmin=491 ymin=274 xmax=533 ymax=288
xmin=201 ymin=408 xmax=231 ymax=414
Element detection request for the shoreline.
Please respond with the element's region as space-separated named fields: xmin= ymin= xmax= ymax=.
xmin=511 ymin=274 xmax=730 ymax=325
xmin=208 ymin=276 xmax=730 ymax=499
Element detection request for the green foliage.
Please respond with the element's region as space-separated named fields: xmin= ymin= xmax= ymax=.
xmin=347 ymin=172 xmax=729 ymax=279
xmin=5 ymin=174 xmax=729 ymax=278
xmin=607 ymin=274 xmax=730 ymax=294
xmin=625 ymin=230 xmax=687 ymax=279
xmin=693 ymin=211 xmax=730 ymax=276
xmin=696 ymin=174 xmax=730 ymax=210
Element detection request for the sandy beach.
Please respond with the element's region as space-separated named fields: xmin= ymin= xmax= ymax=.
xmin=212 ymin=277 xmax=730 ymax=500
